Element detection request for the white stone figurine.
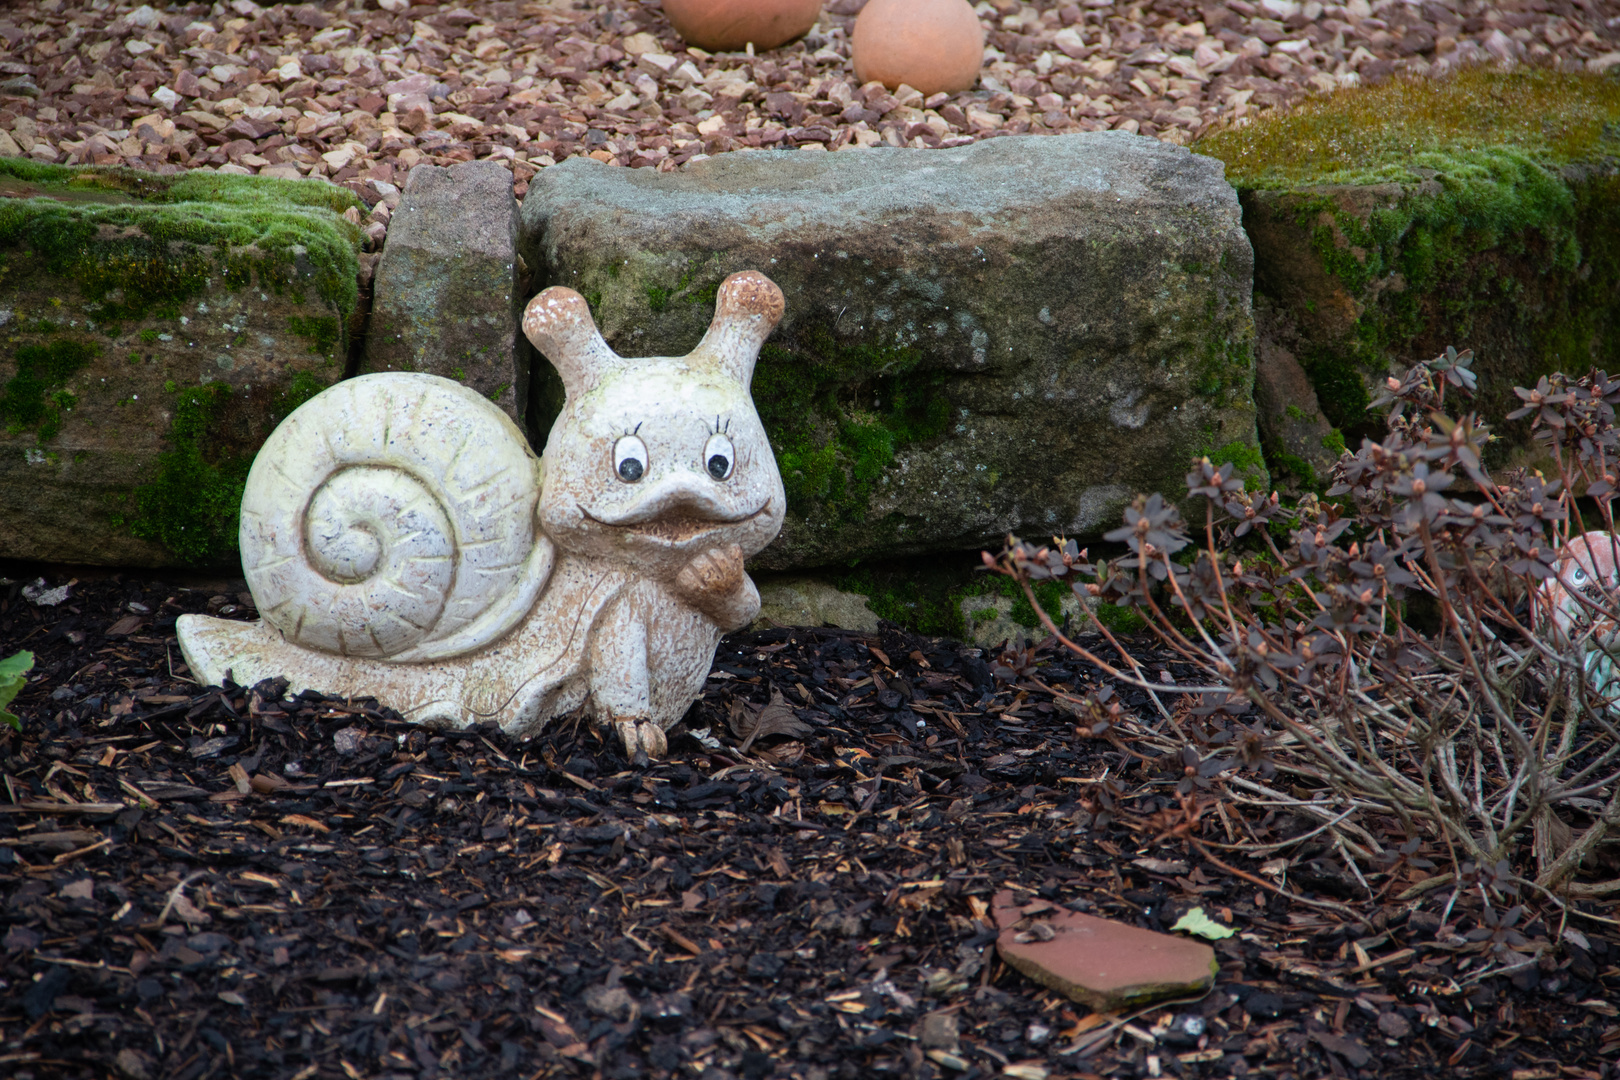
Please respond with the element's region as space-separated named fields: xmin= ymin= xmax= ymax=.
xmin=177 ymin=270 xmax=788 ymax=757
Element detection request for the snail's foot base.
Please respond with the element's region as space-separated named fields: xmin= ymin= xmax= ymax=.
xmin=174 ymin=614 xmax=498 ymax=730
xmin=614 ymin=718 xmax=668 ymax=763
xmin=176 ymin=614 xmax=292 ymax=695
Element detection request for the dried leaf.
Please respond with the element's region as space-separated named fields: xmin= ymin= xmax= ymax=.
xmin=1171 ymin=906 xmax=1235 ymax=940
xmin=1132 ymin=856 xmax=1191 ymax=875
xmin=731 ymin=688 xmax=812 ymax=752
xmin=754 ymin=740 xmax=805 ymax=765
xmin=170 ymin=893 xmax=211 ymax=927
xmin=22 ymin=578 xmax=71 ymax=606
xmin=105 ymin=615 xmax=144 ymax=637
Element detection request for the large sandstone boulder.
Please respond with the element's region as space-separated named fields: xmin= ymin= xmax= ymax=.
xmin=0 ymin=160 xmax=363 ymax=568
xmin=362 ymin=161 xmax=524 ymax=421
xmin=520 ymin=132 xmax=1261 ymax=571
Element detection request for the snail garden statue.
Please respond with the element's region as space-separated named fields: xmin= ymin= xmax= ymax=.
xmin=176 ymin=271 xmax=788 ymax=758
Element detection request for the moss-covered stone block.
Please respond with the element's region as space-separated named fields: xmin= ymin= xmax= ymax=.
xmin=0 ymin=159 xmax=363 ymax=567
xmin=522 ymin=133 xmax=1261 ymax=571
xmin=1197 ymin=68 xmax=1620 ymax=463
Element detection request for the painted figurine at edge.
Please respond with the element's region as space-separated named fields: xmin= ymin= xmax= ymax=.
xmin=175 ymin=271 xmax=788 ymax=758
xmin=1538 ymin=531 xmax=1620 ymax=644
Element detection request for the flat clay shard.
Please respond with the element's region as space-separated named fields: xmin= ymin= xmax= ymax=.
xmin=992 ymin=889 xmax=1218 ymax=1012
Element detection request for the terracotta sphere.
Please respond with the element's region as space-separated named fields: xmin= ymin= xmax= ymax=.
xmin=661 ymin=0 xmax=823 ymax=53
xmin=852 ymin=0 xmax=985 ymax=96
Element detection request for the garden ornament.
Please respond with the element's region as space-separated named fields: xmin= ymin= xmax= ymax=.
xmin=852 ymin=0 xmax=986 ymax=96
xmin=661 ymin=0 xmax=822 ymax=52
xmin=177 ymin=271 xmax=788 ymax=758
xmin=1536 ymin=530 xmax=1620 ymax=713
xmin=1537 ymin=531 xmax=1620 ymax=644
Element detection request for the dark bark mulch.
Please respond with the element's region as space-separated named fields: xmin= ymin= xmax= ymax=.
xmin=2 ymin=572 xmax=1618 ymax=1080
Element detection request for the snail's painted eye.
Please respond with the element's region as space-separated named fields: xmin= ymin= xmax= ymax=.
xmin=704 ymin=433 xmax=735 ymax=481
xmin=614 ymin=434 xmax=647 ymax=483
xmin=1573 ymin=566 xmax=1589 ymax=585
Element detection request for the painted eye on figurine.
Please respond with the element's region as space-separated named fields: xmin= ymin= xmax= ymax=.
xmin=614 ymin=434 xmax=648 ymax=483
xmin=704 ymin=433 xmax=735 ymax=481
xmin=1573 ymin=566 xmax=1589 ymax=585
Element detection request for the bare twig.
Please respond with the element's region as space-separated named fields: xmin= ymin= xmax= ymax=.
xmin=155 ymin=871 xmax=209 ymax=928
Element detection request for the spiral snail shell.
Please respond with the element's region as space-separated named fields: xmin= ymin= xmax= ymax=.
xmin=241 ymin=372 xmax=554 ymax=662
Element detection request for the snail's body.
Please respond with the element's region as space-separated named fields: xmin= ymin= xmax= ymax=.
xmin=178 ymin=556 xmax=727 ymax=730
xmin=178 ymin=272 xmax=788 ymax=751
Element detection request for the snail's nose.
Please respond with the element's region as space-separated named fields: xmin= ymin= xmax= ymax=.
xmin=596 ymin=474 xmax=743 ymax=527
xmin=633 ymin=479 xmax=734 ymax=521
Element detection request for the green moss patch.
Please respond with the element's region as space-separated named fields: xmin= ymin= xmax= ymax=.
xmin=1207 ymin=437 xmax=1268 ymax=491
xmin=279 ymin=370 xmax=329 ymax=415
xmin=0 ymin=338 xmax=99 ymax=442
xmin=1094 ymin=601 xmax=1146 ymax=636
xmin=2 ymin=170 xmax=364 ymax=331
xmin=637 ymin=259 xmax=717 ymax=315
xmin=0 ymin=158 xmax=362 ymax=216
xmin=129 ymin=382 xmax=248 ymax=564
xmin=1198 ymin=67 xmax=1620 ymax=188
xmin=1194 ymin=334 xmax=1256 ymax=408
xmin=128 ymin=373 xmax=330 ymax=566
xmin=754 ymin=327 xmax=952 ymax=525
xmin=287 ymin=314 xmax=342 ymax=357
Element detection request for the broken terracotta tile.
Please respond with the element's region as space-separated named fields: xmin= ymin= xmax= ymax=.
xmin=993 ymin=888 xmax=1218 ymax=1011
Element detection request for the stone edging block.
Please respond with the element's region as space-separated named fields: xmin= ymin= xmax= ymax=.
xmin=520 ymin=131 xmax=1263 ymax=570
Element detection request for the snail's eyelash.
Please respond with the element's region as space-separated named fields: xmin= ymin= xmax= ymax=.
xmin=624 ymin=422 xmax=643 ymax=437
xmin=709 ymin=416 xmax=731 ymax=435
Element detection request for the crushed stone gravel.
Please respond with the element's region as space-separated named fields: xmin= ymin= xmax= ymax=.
xmin=1 ymin=0 xmax=1617 ymax=219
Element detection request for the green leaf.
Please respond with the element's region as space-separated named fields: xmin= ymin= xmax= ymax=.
xmin=0 ymin=649 xmax=35 ymax=731
xmin=1171 ymin=906 xmax=1235 ymax=940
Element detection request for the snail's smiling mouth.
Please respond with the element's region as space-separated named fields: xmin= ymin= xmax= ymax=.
xmin=578 ymin=500 xmax=771 ymax=544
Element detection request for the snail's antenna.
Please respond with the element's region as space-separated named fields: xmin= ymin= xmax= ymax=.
xmin=694 ymin=271 xmax=784 ymax=388
xmin=522 ymin=287 xmax=618 ymax=398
